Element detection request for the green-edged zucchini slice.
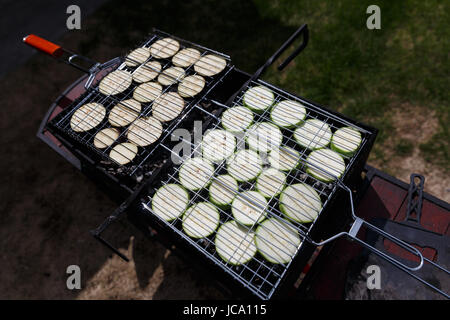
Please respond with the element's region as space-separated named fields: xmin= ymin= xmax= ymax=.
xmin=254 ymin=218 xmax=301 ymax=264
xmin=231 ymin=190 xmax=268 ymax=226
xmin=179 ymin=157 xmax=215 ymax=191
xmin=270 ymin=100 xmax=306 ymax=128
xmin=256 ymin=168 xmax=286 ymax=199
xmin=182 ymin=202 xmax=220 ymax=238
xmin=221 ymin=106 xmax=253 ymax=133
xmin=151 ymin=183 xmax=190 ymax=221
xmin=227 ymin=149 xmax=263 ymax=182
xmin=294 ymin=119 xmax=332 ymax=150
xmin=268 ymin=147 xmax=301 ymax=172
xmin=215 ymin=221 xmax=257 ymax=265
xmin=201 ymin=129 xmax=236 ymax=163
xmin=209 ymin=174 xmax=239 ymax=208
xmin=331 ymin=126 xmax=362 ymax=156
xmin=246 ymin=122 xmax=283 ymax=153
xmin=243 ymin=86 xmax=274 ymax=112
xmin=306 ymin=148 xmax=346 ymax=182
xmin=279 ymin=183 xmax=322 ymax=223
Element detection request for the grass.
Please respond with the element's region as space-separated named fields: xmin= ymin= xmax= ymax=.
xmin=77 ymin=0 xmax=448 ymax=171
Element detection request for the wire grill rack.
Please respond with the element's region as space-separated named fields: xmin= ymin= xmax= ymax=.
xmin=141 ymin=78 xmax=373 ymax=299
xmin=47 ymin=30 xmax=234 ymax=178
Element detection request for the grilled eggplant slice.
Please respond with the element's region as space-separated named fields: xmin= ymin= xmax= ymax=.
xmin=109 ymin=142 xmax=138 ymax=165
xmin=149 ymin=37 xmax=180 ymax=59
xmin=194 ymin=54 xmax=226 ymax=77
xmin=152 ymin=183 xmax=190 ymax=221
xmin=133 ymin=81 xmax=163 ymax=103
xmin=152 ymin=92 xmax=185 ymax=122
xmin=108 ymin=99 xmax=141 ymax=127
xmin=125 ymin=47 xmax=150 ymax=67
xmin=182 ymin=202 xmax=220 ymax=238
xmin=132 ymin=60 xmax=162 ymax=83
xmin=172 ymin=48 xmax=201 ymax=67
xmin=99 ymin=70 xmax=132 ymax=96
xmin=127 ymin=117 xmax=163 ymax=147
xmin=70 ymin=102 xmax=106 ymax=132
xmin=178 ymin=75 xmax=205 ymax=98
xmin=157 ymin=66 xmax=185 ymax=86
xmin=93 ymin=128 xmax=120 ymax=149
xmin=215 ymin=221 xmax=257 ymax=266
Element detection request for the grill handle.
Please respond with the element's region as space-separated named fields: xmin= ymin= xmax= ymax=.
xmin=23 ymin=34 xmax=63 ymax=57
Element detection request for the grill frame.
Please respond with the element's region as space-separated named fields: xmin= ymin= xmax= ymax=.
xmin=36 ymin=26 xmax=380 ymax=299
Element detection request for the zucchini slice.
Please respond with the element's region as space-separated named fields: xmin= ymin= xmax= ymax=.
xmin=194 ymin=54 xmax=227 ymax=77
xmin=331 ymin=126 xmax=362 ymax=156
xmin=133 ymin=81 xmax=163 ymax=103
xmin=294 ymin=119 xmax=332 ymax=150
xmin=108 ymin=99 xmax=141 ymax=127
xmin=152 ymin=183 xmax=190 ymax=221
xmin=70 ymin=102 xmax=106 ymax=132
xmin=125 ymin=47 xmax=150 ymax=67
xmin=246 ymin=122 xmax=283 ymax=153
xmin=201 ymin=129 xmax=236 ymax=163
xmin=221 ymin=106 xmax=253 ymax=133
xmin=270 ymin=100 xmax=306 ymax=128
xmin=268 ymin=146 xmax=301 ymax=172
xmin=231 ymin=190 xmax=268 ymax=226
xmin=279 ymin=183 xmax=322 ymax=223
xmin=178 ymin=75 xmax=205 ymax=98
xmin=256 ymin=168 xmax=286 ymax=199
xmin=149 ymin=38 xmax=180 ymax=59
xmin=99 ymin=70 xmax=132 ymax=96
xmin=172 ymin=48 xmax=201 ymax=67
xmin=152 ymin=92 xmax=185 ymax=122
xmin=254 ymin=218 xmax=301 ymax=264
xmin=306 ymin=148 xmax=346 ymax=182
xmin=215 ymin=221 xmax=257 ymax=265
xmin=157 ymin=66 xmax=185 ymax=86
xmin=109 ymin=142 xmax=138 ymax=165
xmin=179 ymin=157 xmax=215 ymax=191
xmin=127 ymin=117 xmax=163 ymax=147
xmin=227 ymin=149 xmax=263 ymax=182
xmin=209 ymin=174 xmax=239 ymax=208
xmin=132 ymin=61 xmax=162 ymax=83
xmin=93 ymin=128 xmax=120 ymax=149
xmin=243 ymin=86 xmax=274 ymax=113
xmin=182 ymin=202 xmax=220 ymax=238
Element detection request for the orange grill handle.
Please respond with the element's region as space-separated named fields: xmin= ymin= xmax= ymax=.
xmin=23 ymin=34 xmax=63 ymax=57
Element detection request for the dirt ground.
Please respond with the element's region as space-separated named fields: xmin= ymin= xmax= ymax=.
xmin=1 ymin=3 xmax=448 ymax=300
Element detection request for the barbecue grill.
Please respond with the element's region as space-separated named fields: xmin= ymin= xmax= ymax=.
xmin=25 ymin=25 xmax=449 ymax=299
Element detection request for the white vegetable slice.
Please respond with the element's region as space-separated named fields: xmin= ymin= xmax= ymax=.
xmin=125 ymin=47 xmax=150 ymax=67
xmin=152 ymin=92 xmax=185 ymax=122
xmin=172 ymin=48 xmax=201 ymax=67
xmin=132 ymin=61 xmax=162 ymax=83
xmin=294 ymin=119 xmax=332 ymax=150
xmin=268 ymin=147 xmax=301 ymax=172
xmin=157 ymin=66 xmax=185 ymax=86
xmin=182 ymin=202 xmax=220 ymax=238
xmin=215 ymin=221 xmax=257 ymax=265
xmin=70 ymin=102 xmax=106 ymax=132
xmin=201 ymin=129 xmax=236 ymax=163
xmin=99 ymin=70 xmax=132 ymax=96
xmin=227 ymin=149 xmax=262 ymax=182
xmin=194 ymin=54 xmax=227 ymax=77
xmin=232 ymin=190 xmax=268 ymax=226
xmin=243 ymin=86 xmax=274 ymax=112
xmin=331 ymin=126 xmax=362 ymax=156
xmin=306 ymin=148 xmax=346 ymax=182
xmin=93 ymin=128 xmax=120 ymax=149
xmin=246 ymin=122 xmax=283 ymax=153
xmin=108 ymin=99 xmax=141 ymax=127
xmin=221 ymin=106 xmax=253 ymax=133
xmin=127 ymin=117 xmax=163 ymax=147
xmin=254 ymin=218 xmax=301 ymax=264
xmin=179 ymin=157 xmax=215 ymax=191
xmin=256 ymin=168 xmax=286 ymax=199
xmin=109 ymin=142 xmax=138 ymax=165
xmin=209 ymin=174 xmax=239 ymax=208
xmin=279 ymin=183 xmax=322 ymax=223
xmin=133 ymin=82 xmax=163 ymax=103
xmin=270 ymin=100 xmax=306 ymax=128
xmin=178 ymin=75 xmax=205 ymax=98
xmin=152 ymin=184 xmax=189 ymax=221
xmin=149 ymin=38 xmax=180 ymax=59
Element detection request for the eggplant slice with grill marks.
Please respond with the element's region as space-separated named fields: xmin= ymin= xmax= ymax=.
xmin=70 ymin=102 xmax=106 ymax=132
